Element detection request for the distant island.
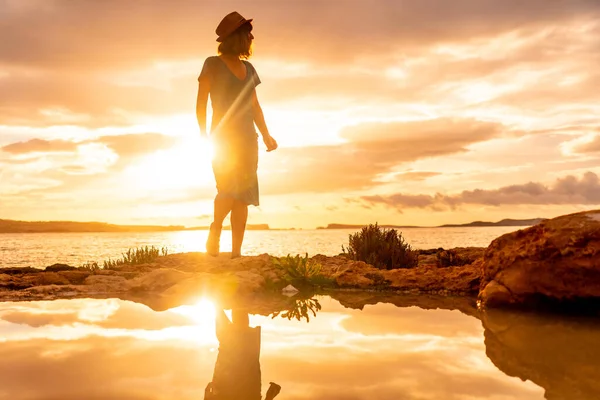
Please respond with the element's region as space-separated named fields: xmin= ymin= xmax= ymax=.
xmin=318 ymin=218 xmax=546 ymax=230
xmin=0 ymin=219 xmax=270 ymax=233
xmin=0 ymin=217 xmax=545 ymax=233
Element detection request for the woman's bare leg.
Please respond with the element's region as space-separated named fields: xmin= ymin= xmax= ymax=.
xmin=206 ymin=195 xmax=234 ymax=256
xmin=213 ymin=195 xmax=235 ymax=227
xmin=230 ymin=200 xmax=248 ymax=258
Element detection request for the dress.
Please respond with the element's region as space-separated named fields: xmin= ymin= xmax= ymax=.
xmin=198 ymin=56 xmax=261 ymax=206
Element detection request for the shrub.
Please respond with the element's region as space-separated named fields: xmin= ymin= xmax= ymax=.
xmin=272 ymin=253 xmax=332 ymax=287
xmin=104 ymin=246 xmax=168 ymax=270
xmin=343 ymin=223 xmax=418 ymax=270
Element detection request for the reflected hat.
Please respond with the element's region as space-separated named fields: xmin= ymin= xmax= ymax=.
xmin=216 ymin=11 xmax=253 ymax=42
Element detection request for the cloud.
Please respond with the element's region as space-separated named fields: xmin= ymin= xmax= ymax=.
xmin=0 ymin=1 xmax=598 ymax=127
xmin=0 ymin=132 xmax=179 ymax=203
xmin=393 ymin=171 xmax=441 ymax=181
xmin=96 ymin=133 xmax=179 ymax=158
xmin=0 ymin=133 xmax=177 ymax=158
xmin=0 ymin=72 xmax=194 ymax=127
xmin=359 ymin=171 xmax=600 ymax=210
xmin=261 ymin=118 xmax=504 ymax=194
xmin=1 ymin=138 xmax=78 ymax=154
xmin=1 ymin=0 xmax=598 ymax=68
xmin=574 ymin=135 xmax=600 ymax=153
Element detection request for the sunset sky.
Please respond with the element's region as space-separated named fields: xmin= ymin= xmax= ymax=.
xmin=1 ymin=0 xmax=600 ymax=229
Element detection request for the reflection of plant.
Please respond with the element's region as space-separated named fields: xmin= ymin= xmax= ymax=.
xmin=104 ymin=246 xmax=168 ymax=269
xmin=271 ymin=298 xmax=322 ymax=323
xmin=343 ymin=223 xmax=418 ymax=270
xmin=272 ymin=253 xmax=331 ymax=286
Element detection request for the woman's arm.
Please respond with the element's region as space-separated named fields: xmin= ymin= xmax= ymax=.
xmin=196 ymin=78 xmax=210 ymax=136
xmin=252 ymin=90 xmax=270 ymax=136
xmin=252 ymin=90 xmax=277 ymax=151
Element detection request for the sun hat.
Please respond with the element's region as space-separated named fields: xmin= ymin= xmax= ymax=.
xmin=216 ymin=11 xmax=253 ymax=42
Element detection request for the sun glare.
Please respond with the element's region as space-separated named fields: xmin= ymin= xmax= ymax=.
xmin=167 ymin=298 xmax=218 ymax=344
xmin=170 ymin=298 xmax=217 ymax=324
xmin=123 ymin=136 xmax=215 ymax=190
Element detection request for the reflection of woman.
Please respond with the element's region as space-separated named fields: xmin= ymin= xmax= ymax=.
xmin=196 ymin=11 xmax=277 ymax=258
xmin=205 ymin=309 xmax=281 ymax=400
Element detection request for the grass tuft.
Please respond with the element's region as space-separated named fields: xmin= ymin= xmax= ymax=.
xmin=103 ymin=246 xmax=168 ymax=270
xmin=272 ymin=253 xmax=333 ymax=287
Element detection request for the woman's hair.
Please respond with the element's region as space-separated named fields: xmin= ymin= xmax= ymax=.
xmin=218 ymin=23 xmax=253 ymax=59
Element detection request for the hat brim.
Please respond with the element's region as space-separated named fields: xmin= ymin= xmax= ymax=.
xmin=216 ymin=18 xmax=253 ymax=42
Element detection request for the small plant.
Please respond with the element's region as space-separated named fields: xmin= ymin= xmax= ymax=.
xmin=80 ymin=261 xmax=100 ymax=273
xmin=272 ymin=253 xmax=330 ymax=287
xmin=103 ymin=246 xmax=168 ymax=270
xmin=436 ymin=249 xmax=471 ymax=268
xmin=343 ymin=223 xmax=418 ymax=270
xmin=271 ymin=298 xmax=322 ymax=323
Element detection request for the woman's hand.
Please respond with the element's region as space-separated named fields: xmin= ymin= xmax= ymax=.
xmin=265 ymin=382 xmax=281 ymax=399
xmin=263 ymin=134 xmax=278 ymax=152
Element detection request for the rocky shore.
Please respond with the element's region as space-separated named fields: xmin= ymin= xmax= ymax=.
xmin=0 ymin=209 xmax=598 ymax=312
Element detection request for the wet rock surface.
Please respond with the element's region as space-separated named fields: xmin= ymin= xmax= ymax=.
xmin=479 ymin=209 xmax=600 ymax=308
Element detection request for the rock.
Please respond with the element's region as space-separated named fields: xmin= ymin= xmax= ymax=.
xmin=479 ymin=209 xmax=600 ymax=308
xmin=29 ymin=272 xmax=70 ymax=286
xmin=45 ymin=263 xmax=77 ymax=272
xmin=478 ymin=280 xmax=514 ymax=307
xmin=57 ymin=270 xmax=91 ymax=285
xmin=482 ymin=308 xmax=600 ymax=399
xmin=128 ymin=269 xmax=190 ymax=292
xmin=0 ymin=267 xmax=40 ymax=275
xmin=231 ymin=270 xmax=265 ymax=293
xmin=282 ymin=284 xmax=299 ymax=296
xmin=158 ymin=273 xmax=240 ymax=307
xmin=0 ymin=248 xmax=486 ymax=302
xmin=0 ymin=284 xmax=84 ymax=301
xmin=327 ymin=291 xmax=479 ymax=318
xmin=0 ymin=273 xmax=33 ymax=290
xmin=384 ymin=261 xmax=481 ymax=294
xmin=84 ymin=275 xmax=130 ymax=293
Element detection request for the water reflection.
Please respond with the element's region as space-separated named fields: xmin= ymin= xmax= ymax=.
xmin=482 ymin=309 xmax=600 ymax=400
xmin=270 ymin=297 xmax=322 ymax=322
xmin=0 ymin=294 xmax=597 ymax=399
xmin=206 ymin=309 xmax=281 ymax=399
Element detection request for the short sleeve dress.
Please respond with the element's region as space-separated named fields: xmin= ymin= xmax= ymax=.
xmin=198 ymin=56 xmax=262 ymax=206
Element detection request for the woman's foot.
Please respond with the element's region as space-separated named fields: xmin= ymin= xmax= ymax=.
xmin=206 ymin=223 xmax=222 ymax=256
xmin=231 ymin=251 xmax=242 ymax=259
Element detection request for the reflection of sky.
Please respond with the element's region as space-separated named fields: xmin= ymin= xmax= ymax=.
xmin=0 ymin=297 xmax=544 ymax=400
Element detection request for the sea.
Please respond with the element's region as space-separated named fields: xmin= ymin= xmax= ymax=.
xmin=0 ymin=226 xmax=520 ymax=268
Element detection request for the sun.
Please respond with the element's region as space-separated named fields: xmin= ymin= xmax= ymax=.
xmin=123 ymin=133 xmax=215 ymax=191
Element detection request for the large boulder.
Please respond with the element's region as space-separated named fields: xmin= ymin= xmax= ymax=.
xmin=479 ymin=210 xmax=600 ymax=308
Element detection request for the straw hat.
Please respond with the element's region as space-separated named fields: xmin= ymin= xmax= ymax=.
xmin=216 ymin=11 xmax=253 ymax=42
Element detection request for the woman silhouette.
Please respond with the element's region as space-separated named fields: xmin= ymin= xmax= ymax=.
xmin=196 ymin=11 xmax=278 ymax=258
xmin=204 ymin=309 xmax=281 ymax=400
